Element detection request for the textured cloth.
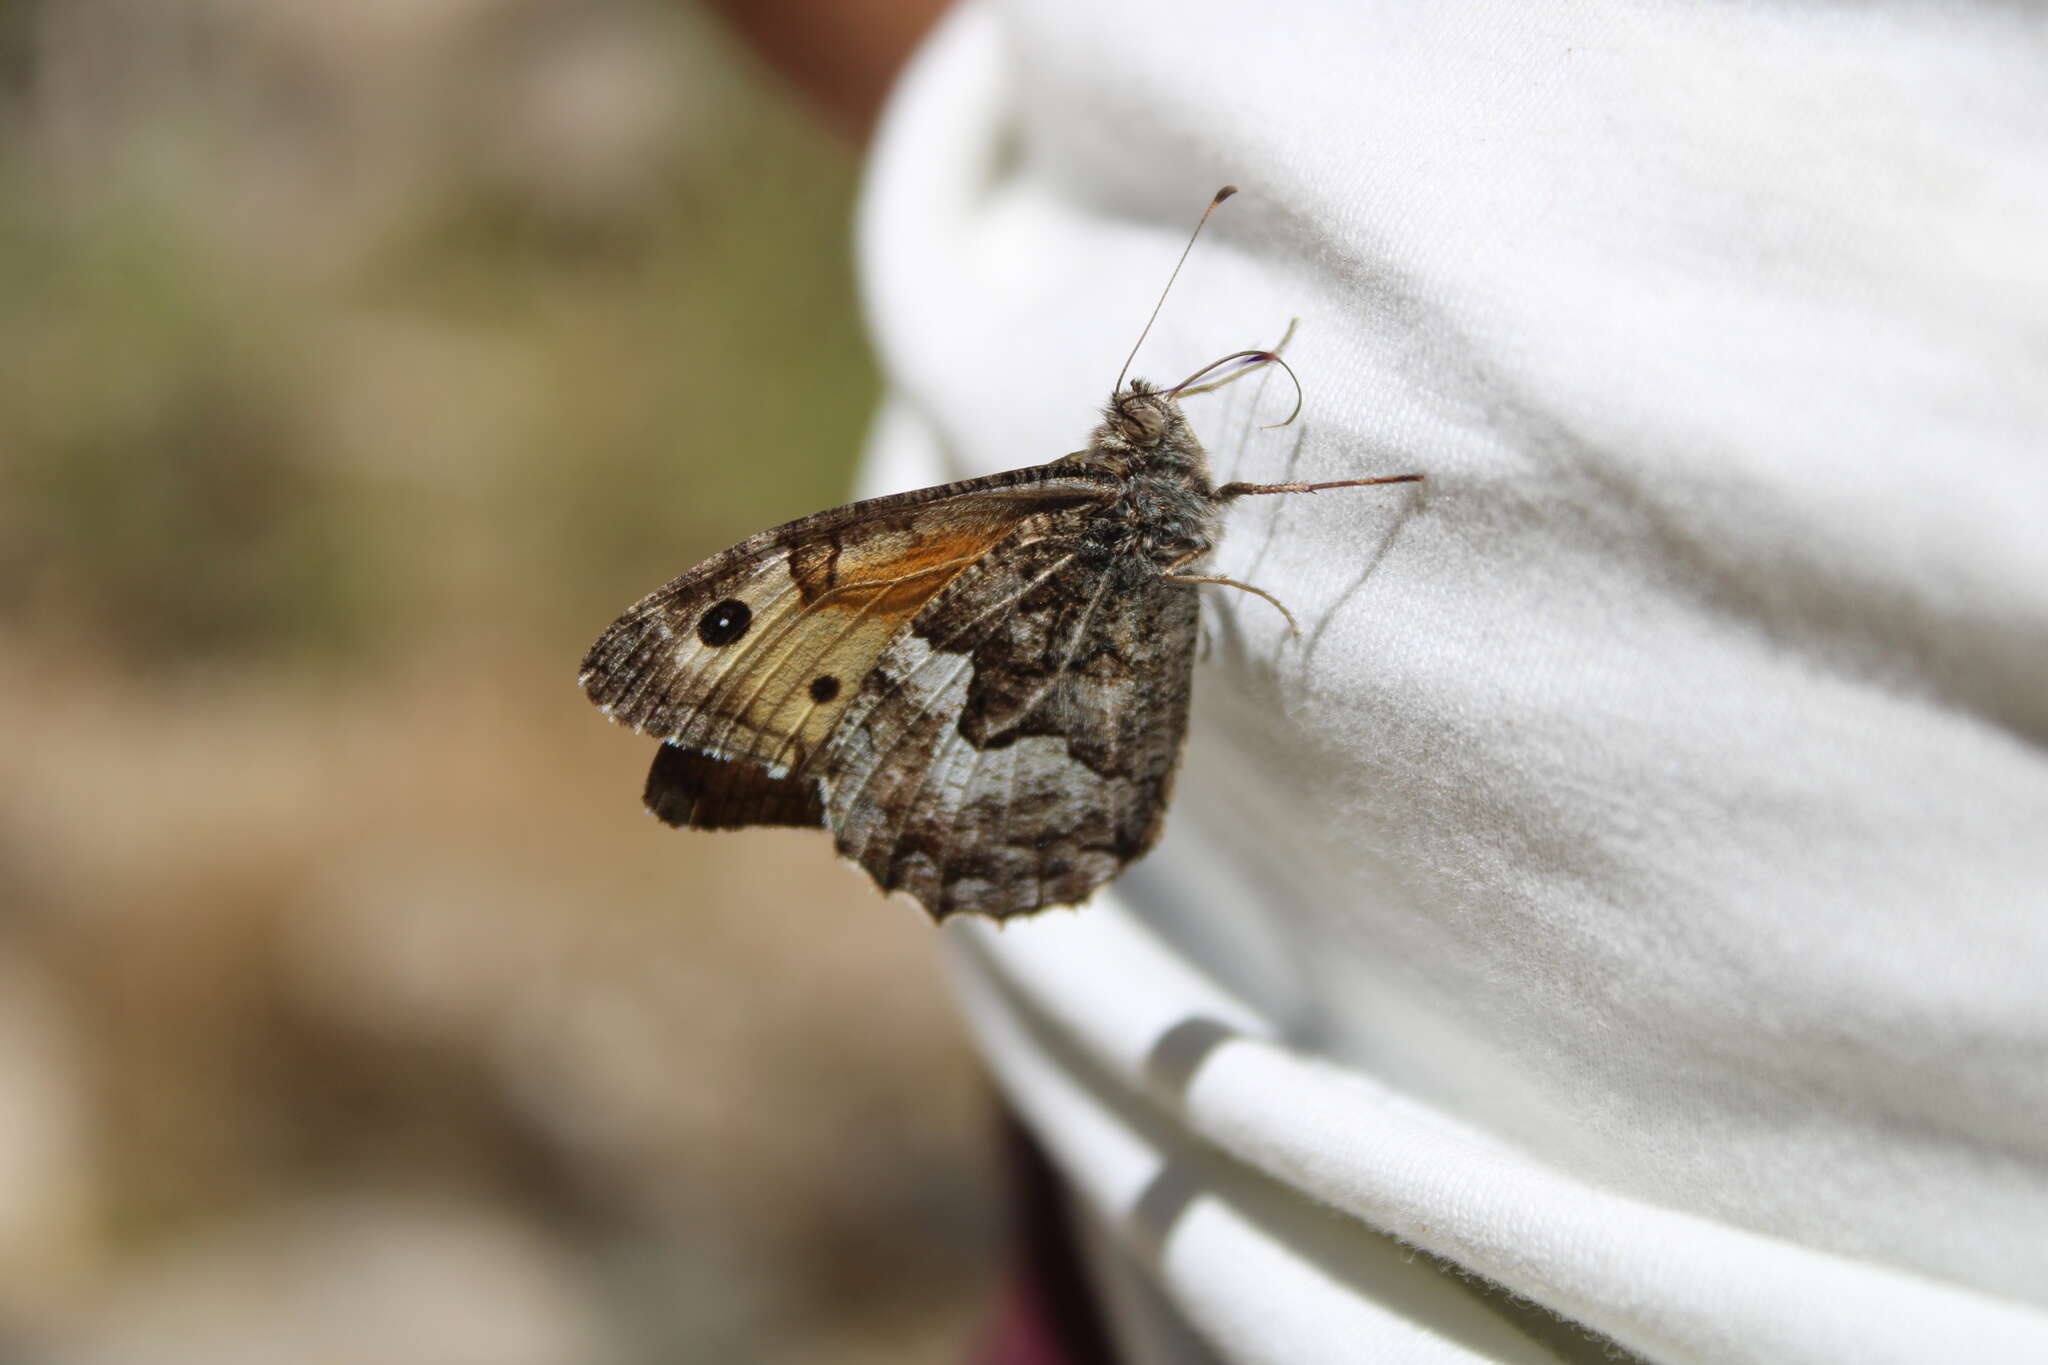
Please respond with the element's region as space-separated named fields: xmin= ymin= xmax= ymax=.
xmin=853 ymin=4 xmax=2048 ymax=1361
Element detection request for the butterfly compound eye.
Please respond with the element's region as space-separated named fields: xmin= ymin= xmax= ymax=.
xmin=697 ymin=598 xmax=751 ymax=646
xmin=1115 ymin=396 xmax=1168 ymax=446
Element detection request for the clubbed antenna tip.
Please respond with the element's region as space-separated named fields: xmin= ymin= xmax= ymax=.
xmin=1114 ymin=187 xmax=1244 ymax=399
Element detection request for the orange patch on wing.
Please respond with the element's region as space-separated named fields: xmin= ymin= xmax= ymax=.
xmin=792 ymin=519 xmax=1022 ymax=618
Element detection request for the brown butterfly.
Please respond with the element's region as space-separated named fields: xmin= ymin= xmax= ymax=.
xmin=580 ymin=187 xmax=1422 ymax=921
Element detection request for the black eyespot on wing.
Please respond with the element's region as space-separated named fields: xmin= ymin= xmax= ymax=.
xmin=809 ymin=675 xmax=840 ymax=704
xmin=697 ymin=599 xmax=751 ymax=647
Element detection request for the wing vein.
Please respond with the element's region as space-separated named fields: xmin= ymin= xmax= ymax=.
xmin=832 ymin=648 xmax=981 ymax=864
xmin=676 ymin=574 xmax=805 ymax=746
xmin=714 ymin=573 xmax=891 ymax=768
xmin=799 ymin=548 xmax=1081 ymax=783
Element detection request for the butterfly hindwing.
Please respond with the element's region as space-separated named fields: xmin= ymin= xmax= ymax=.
xmin=821 ymin=533 xmax=1201 ymax=920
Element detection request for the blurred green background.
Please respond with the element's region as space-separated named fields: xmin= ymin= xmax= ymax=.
xmin=0 ymin=1 xmax=997 ymax=1361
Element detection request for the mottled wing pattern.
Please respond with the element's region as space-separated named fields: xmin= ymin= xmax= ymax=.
xmin=580 ymin=468 xmax=1120 ymax=813
xmin=817 ymin=540 xmax=1200 ymax=920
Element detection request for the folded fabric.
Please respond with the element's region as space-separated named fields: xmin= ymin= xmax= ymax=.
xmin=856 ymin=4 xmax=2048 ymax=1360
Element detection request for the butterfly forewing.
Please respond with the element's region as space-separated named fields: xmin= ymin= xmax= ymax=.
xmin=643 ymin=743 xmax=825 ymax=830
xmin=579 ymin=466 xmax=1119 ymax=770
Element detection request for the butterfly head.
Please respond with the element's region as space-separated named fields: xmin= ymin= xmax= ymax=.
xmin=1065 ymin=380 xmax=1208 ymax=487
xmin=1099 ymin=379 xmax=1193 ymax=454
xmin=1109 ymin=383 xmax=1172 ymax=446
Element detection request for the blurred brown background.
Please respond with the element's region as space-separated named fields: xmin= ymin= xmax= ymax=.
xmin=0 ymin=1 xmax=997 ymax=1360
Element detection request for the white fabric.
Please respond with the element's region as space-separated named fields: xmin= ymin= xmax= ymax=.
xmin=853 ymin=4 xmax=2048 ymax=1362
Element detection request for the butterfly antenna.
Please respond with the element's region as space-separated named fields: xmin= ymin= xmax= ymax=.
xmin=1114 ymin=185 xmax=1237 ymax=400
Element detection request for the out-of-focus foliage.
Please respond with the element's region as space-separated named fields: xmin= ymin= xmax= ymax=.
xmin=0 ymin=2 xmax=995 ymax=1362
xmin=2 ymin=0 xmax=880 ymax=667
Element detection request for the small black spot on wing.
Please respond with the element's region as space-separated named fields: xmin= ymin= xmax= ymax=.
xmin=698 ymin=599 xmax=752 ymax=646
xmin=809 ymin=675 xmax=840 ymax=704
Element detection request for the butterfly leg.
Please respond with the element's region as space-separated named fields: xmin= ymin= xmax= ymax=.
xmin=1161 ymin=551 xmax=1300 ymax=636
xmin=1218 ymin=472 xmax=1424 ymax=499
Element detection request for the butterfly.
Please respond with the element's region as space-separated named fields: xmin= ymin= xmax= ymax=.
xmin=579 ymin=188 xmax=1422 ymax=921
